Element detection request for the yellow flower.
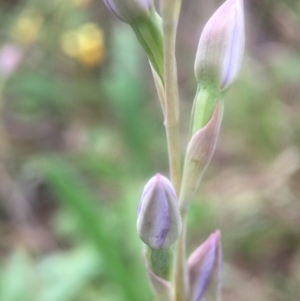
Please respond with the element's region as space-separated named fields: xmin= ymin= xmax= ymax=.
xmin=60 ymin=23 xmax=105 ymax=67
xmin=60 ymin=30 xmax=79 ymax=58
xmin=12 ymin=9 xmax=43 ymax=44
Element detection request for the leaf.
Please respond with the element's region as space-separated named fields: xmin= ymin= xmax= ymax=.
xmin=43 ymin=158 xmax=142 ymax=301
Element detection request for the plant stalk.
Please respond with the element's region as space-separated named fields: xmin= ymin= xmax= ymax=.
xmin=161 ymin=0 xmax=181 ymax=195
xmin=174 ymin=207 xmax=189 ymax=301
xmin=160 ymin=1 xmax=188 ymax=301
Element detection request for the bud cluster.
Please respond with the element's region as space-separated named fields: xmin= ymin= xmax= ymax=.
xmin=103 ymin=0 xmax=246 ymax=300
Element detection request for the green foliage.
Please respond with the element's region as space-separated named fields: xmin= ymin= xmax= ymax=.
xmin=43 ymin=158 xmax=150 ymax=301
xmin=0 ymin=0 xmax=300 ymax=301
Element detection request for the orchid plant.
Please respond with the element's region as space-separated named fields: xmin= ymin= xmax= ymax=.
xmin=103 ymin=0 xmax=245 ymax=300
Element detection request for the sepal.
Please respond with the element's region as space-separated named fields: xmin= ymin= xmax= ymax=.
xmin=143 ymin=251 xmax=174 ymax=301
xmin=180 ymin=103 xmax=222 ymax=207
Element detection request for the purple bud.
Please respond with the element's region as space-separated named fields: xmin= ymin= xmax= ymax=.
xmin=188 ymin=230 xmax=223 ymax=301
xmin=137 ymin=174 xmax=182 ymax=249
xmin=195 ymin=0 xmax=245 ymax=89
xmin=103 ymin=0 xmax=152 ymax=24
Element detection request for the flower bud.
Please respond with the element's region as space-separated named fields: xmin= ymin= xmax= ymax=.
xmin=103 ymin=0 xmax=164 ymax=80
xmin=137 ymin=174 xmax=182 ymax=249
xmin=103 ymin=0 xmax=152 ymax=24
xmin=195 ymin=0 xmax=245 ymax=89
xmin=188 ymin=230 xmax=223 ymax=301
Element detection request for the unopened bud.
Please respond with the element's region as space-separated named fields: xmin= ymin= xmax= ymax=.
xmin=195 ymin=0 xmax=245 ymax=89
xmin=137 ymin=174 xmax=182 ymax=249
xmin=103 ymin=0 xmax=152 ymax=24
xmin=103 ymin=0 xmax=164 ymax=80
xmin=188 ymin=230 xmax=223 ymax=301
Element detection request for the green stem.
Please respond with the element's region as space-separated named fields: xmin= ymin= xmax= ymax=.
xmin=161 ymin=0 xmax=181 ymax=195
xmin=160 ymin=1 xmax=187 ymax=300
xmin=174 ymin=208 xmax=189 ymax=301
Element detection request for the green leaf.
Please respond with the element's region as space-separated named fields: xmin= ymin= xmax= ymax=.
xmin=43 ymin=158 xmax=142 ymax=301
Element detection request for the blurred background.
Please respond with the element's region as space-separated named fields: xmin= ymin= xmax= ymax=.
xmin=0 ymin=0 xmax=299 ymax=300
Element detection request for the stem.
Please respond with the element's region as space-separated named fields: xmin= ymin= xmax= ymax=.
xmin=160 ymin=1 xmax=186 ymax=300
xmin=161 ymin=0 xmax=181 ymax=194
xmin=174 ymin=208 xmax=189 ymax=301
